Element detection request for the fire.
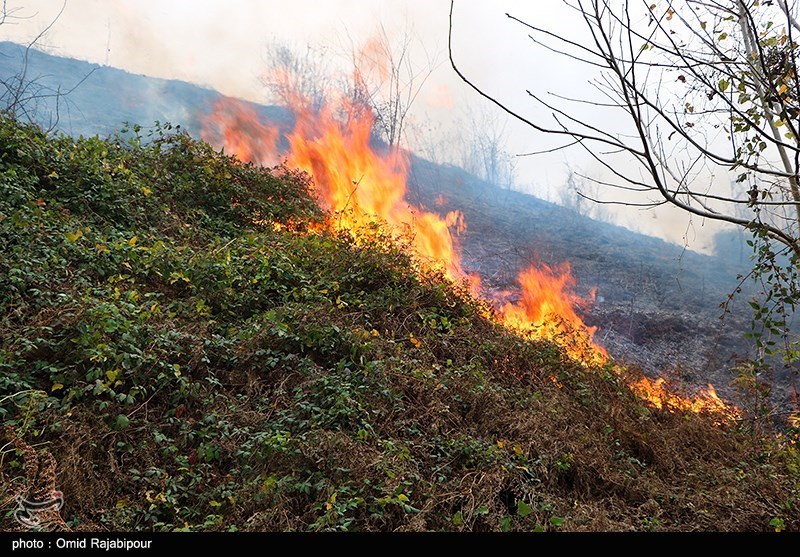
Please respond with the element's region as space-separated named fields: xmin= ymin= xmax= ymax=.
xmin=500 ymin=263 xmax=607 ymax=366
xmin=201 ymin=99 xmax=280 ymax=166
xmin=200 ymin=86 xmax=737 ymax=423
xmin=202 ymin=94 xmax=605 ymax=361
xmin=204 ymin=95 xmax=470 ymax=287
xmin=288 ymin=103 xmax=471 ymax=285
xmin=631 ymin=378 xmax=740 ymax=424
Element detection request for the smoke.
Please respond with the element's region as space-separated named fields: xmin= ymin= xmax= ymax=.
xmin=1 ymin=0 xmax=730 ymax=253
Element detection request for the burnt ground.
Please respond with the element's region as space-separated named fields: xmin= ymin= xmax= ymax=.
xmin=407 ymin=156 xmax=797 ymax=417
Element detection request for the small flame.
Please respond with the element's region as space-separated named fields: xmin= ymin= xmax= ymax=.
xmin=631 ymin=378 xmax=740 ymax=424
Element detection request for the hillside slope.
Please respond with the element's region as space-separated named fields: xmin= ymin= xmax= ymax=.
xmin=0 ymin=41 xmax=765 ymax=401
xmin=0 ymin=117 xmax=798 ymax=532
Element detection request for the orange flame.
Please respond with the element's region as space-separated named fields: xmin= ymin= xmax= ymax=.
xmin=200 ymin=86 xmax=737 ymax=423
xmin=631 ymin=377 xmax=740 ymax=424
xmin=287 ymin=103 xmax=470 ymax=285
xmin=201 ymin=99 xmax=280 ymax=166
xmin=500 ymin=263 xmax=607 ymax=366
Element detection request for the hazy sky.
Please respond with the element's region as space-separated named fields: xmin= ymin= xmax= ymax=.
xmin=0 ymin=0 xmax=723 ymax=252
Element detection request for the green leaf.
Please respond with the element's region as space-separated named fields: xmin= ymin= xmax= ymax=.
xmin=549 ymin=516 xmax=565 ymax=527
xmin=452 ymin=511 xmax=464 ymax=526
xmin=718 ymin=32 xmax=728 ymax=41
xmin=719 ymin=79 xmax=730 ymax=93
xmin=517 ymin=500 xmax=532 ymax=518
xmin=115 ymin=414 xmax=130 ymax=430
xmin=769 ymin=518 xmax=785 ymax=532
xmin=500 ymin=516 xmax=512 ymax=532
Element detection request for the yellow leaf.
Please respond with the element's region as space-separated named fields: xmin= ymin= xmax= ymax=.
xmin=128 ymin=235 xmax=138 ymax=246
xmin=51 ymin=383 xmax=64 ymax=392
xmin=371 ymin=329 xmax=380 ymax=337
xmin=409 ymin=333 xmax=421 ymax=348
xmin=779 ymin=83 xmax=789 ymax=95
xmin=497 ymin=440 xmax=504 ymax=448
xmin=96 ymin=244 xmax=109 ymax=253
xmin=106 ymin=369 xmax=119 ymax=382
xmin=513 ymin=445 xmax=523 ymax=456
xmin=65 ymin=230 xmax=83 ymax=243
xmin=397 ymin=494 xmax=409 ymax=502
xmin=141 ymin=186 xmax=152 ymax=196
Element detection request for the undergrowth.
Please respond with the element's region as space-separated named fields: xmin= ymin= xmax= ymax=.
xmin=0 ymin=116 xmax=798 ymax=532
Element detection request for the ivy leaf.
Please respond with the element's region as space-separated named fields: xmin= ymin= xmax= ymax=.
xmin=65 ymin=229 xmax=83 ymax=243
xmin=114 ymin=414 xmax=130 ymax=430
xmin=719 ymin=79 xmax=730 ymax=92
xmin=517 ymin=500 xmax=533 ymax=518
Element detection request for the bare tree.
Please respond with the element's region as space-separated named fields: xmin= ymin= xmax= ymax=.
xmin=559 ymin=167 xmax=588 ymax=217
xmin=1 ymin=1 xmax=92 ymax=131
xmin=261 ymin=42 xmax=331 ymax=114
xmin=458 ymin=104 xmax=518 ymax=188
xmin=344 ymin=22 xmax=438 ymax=150
xmin=449 ymin=0 xmax=800 ymax=414
xmin=449 ymin=0 xmax=800 ymax=260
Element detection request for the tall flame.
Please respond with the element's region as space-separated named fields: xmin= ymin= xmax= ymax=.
xmin=200 ymin=90 xmax=737 ymax=424
xmin=287 ymin=103 xmax=468 ymax=285
xmin=500 ymin=263 xmax=607 ymax=366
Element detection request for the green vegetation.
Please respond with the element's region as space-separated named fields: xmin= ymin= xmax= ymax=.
xmin=0 ymin=116 xmax=799 ymax=531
